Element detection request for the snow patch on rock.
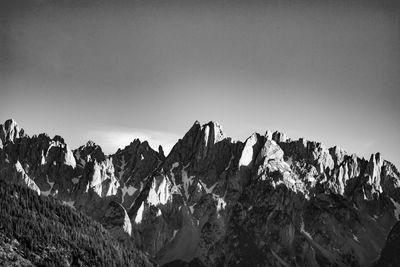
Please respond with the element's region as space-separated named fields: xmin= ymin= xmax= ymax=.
xmin=41 ymin=176 xmax=55 ymax=197
xmin=181 ymin=165 xmax=195 ymax=200
xmin=213 ymin=193 xmax=226 ymax=214
xmin=199 ymin=180 xmax=217 ymax=194
xmin=172 ymin=230 xmax=179 ymax=240
xmin=135 ymin=202 xmax=145 ymax=224
xmin=157 ymin=209 xmax=162 ymax=217
xmin=148 ymin=176 xmax=171 ymax=206
xmin=121 ymin=184 xmax=138 ymax=204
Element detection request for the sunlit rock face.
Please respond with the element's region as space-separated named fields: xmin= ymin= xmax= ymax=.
xmin=126 ymin=122 xmax=400 ymax=267
xmin=0 ymin=119 xmax=164 ymax=247
xmin=74 ymin=140 xmax=106 ymax=163
xmin=11 ymin=161 xmax=41 ymax=195
xmin=1 ymin=118 xmax=400 ymax=267
xmin=127 ymin=121 xmax=242 ymax=264
xmin=0 ymin=119 xmax=26 ymax=145
xmin=112 ymin=139 xmax=164 ymax=210
xmin=0 ymin=132 xmax=77 ymax=199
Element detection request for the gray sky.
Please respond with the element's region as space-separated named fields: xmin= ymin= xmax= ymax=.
xmin=1 ymin=0 xmax=399 ymax=165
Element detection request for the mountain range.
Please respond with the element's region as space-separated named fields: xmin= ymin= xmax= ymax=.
xmin=1 ymin=118 xmax=399 ymax=266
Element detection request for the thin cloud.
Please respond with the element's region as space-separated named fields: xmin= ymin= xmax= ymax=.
xmin=86 ymin=129 xmax=180 ymax=156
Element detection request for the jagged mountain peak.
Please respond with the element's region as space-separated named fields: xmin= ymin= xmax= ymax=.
xmin=115 ymin=138 xmax=157 ymax=156
xmin=75 ymin=140 xmax=106 ymax=163
xmin=262 ymin=129 xmax=380 ymax=169
xmin=202 ymin=120 xmax=225 ymax=142
xmin=158 ymin=145 xmax=165 ymax=158
xmin=0 ymin=118 xmax=25 ymax=145
xmin=85 ymin=140 xmax=97 ymax=147
xmin=3 ymin=118 xmax=18 ymax=127
xmin=264 ymin=130 xmax=288 ymax=143
xmin=1 ymin=118 xmax=399 ymax=267
xmin=115 ymin=139 xmax=141 ymax=154
xmin=188 ymin=120 xmax=224 ymax=138
xmin=77 ymin=140 xmax=103 ymax=151
xmin=53 ymin=135 xmax=66 ymax=144
xmin=164 ymin=120 xmax=227 ymax=167
xmin=192 ymin=120 xmax=201 ymax=126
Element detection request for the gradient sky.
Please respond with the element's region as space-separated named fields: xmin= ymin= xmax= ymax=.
xmin=1 ymin=0 xmax=399 ymax=165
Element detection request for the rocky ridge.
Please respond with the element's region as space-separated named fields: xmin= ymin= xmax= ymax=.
xmin=0 ymin=118 xmax=399 ymax=266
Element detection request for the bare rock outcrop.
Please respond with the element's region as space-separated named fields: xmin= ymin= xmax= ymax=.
xmin=127 ymin=121 xmax=400 ymax=266
xmin=1 ymin=118 xmax=399 ymax=267
xmin=0 ymin=119 xmax=25 ymax=145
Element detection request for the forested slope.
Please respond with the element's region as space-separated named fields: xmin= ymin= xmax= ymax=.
xmin=0 ymin=180 xmax=154 ymax=267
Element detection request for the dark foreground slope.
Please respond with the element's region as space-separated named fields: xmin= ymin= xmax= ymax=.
xmin=373 ymin=221 xmax=400 ymax=267
xmin=0 ymin=180 xmax=154 ymax=267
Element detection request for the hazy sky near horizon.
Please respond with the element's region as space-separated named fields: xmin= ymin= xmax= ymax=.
xmin=1 ymin=0 xmax=399 ymax=165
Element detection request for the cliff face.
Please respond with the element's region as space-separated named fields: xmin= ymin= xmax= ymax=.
xmin=0 ymin=119 xmax=162 ymax=238
xmin=128 ymin=124 xmax=400 ymax=266
xmin=0 ymin=118 xmax=399 ymax=266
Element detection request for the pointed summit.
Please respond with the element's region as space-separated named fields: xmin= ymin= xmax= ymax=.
xmin=158 ymin=145 xmax=165 ymax=159
xmin=85 ymin=140 xmax=96 ymax=147
xmin=204 ymin=120 xmax=224 ymax=139
xmin=0 ymin=118 xmax=25 ymax=145
xmin=200 ymin=121 xmax=225 ymax=150
xmin=75 ymin=140 xmax=106 ymax=162
xmin=193 ymin=120 xmax=201 ymax=126
xmin=182 ymin=120 xmax=224 ymax=143
xmin=178 ymin=120 xmax=225 ymax=150
xmin=164 ymin=120 xmax=227 ymax=166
